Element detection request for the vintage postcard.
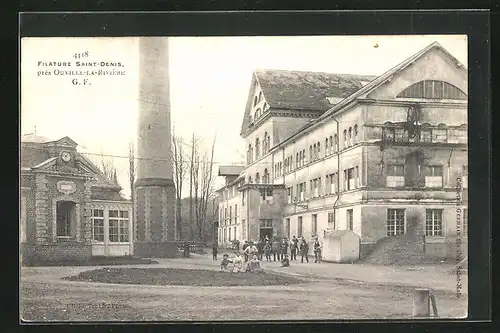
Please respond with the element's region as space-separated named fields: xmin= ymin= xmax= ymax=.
xmin=20 ymin=35 xmax=468 ymax=321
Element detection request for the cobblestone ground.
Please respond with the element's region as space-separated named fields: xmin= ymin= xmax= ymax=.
xmin=20 ymin=253 xmax=468 ymax=321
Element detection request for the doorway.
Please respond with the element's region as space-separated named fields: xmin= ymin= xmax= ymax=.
xmin=56 ymin=201 xmax=76 ymax=237
xmin=259 ymin=228 xmax=273 ymax=241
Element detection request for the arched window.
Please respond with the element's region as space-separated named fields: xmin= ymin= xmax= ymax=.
xmin=325 ymin=138 xmax=329 ymax=155
xmin=310 ymin=145 xmax=314 ymax=161
xmin=354 ymin=125 xmax=358 ymax=143
xmin=302 ymin=149 xmax=306 ymax=165
xmin=255 ymin=138 xmax=260 ymax=158
xmin=317 ymin=142 xmax=321 ymax=158
xmin=329 ymin=135 xmax=333 ymax=153
xmin=254 ymin=96 xmax=258 ymax=106
xmin=263 ymin=102 xmax=268 ymax=112
xmin=296 ymin=153 xmax=299 ymax=167
xmin=348 ymin=127 xmax=352 ymax=146
xmin=248 ymin=176 xmax=252 ymax=183
xmin=263 ymin=168 xmax=269 ymax=184
xmin=255 ymin=172 xmax=260 ymax=184
xmin=397 ymin=80 xmax=467 ymax=100
xmin=334 ymin=134 xmax=338 ymax=152
xmin=258 ymin=91 xmax=263 ymax=102
xmin=263 ymin=131 xmax=268 ymax=153
xmin=248 ymin=144 xmax=253 ymax=163
xmin=343 ymin=130 xmax=348 ymax=148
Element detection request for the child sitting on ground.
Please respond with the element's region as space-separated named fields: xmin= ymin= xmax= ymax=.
xmin=281 ymin=254 xmax=290 ymax=267
xmin=232 ymin=252 xmax=245 ymax=273
xmin=220 ymin=254 xmax=233 ymax=272
xmin=246 ymin=255 xmax=264 ymax=273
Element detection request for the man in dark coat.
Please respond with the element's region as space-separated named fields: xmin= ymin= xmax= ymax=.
xmin=280 ymin=238 xmax=289 ymax=262
xmin=271 ymin=238 xmax=280 ymax=261
xmin=212 ymin=243 xmax=218 ymax=260
xmin=290 ymin=236 xmax=298 ymax=261
xmin=242 ymin=241 xmax=249 ymax=262
xmin=257 ymin=239 xmax=265 ymax=260
xmin=300 ymin=238 xmax=309 ymax=263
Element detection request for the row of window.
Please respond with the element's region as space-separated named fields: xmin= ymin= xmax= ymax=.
xmin=218 ymin=207 xmax=468 ymax=242
xmin=382 ymin=123 xmax=467 ymax=144
xmin=91 ymin=209 xmax=130 ymax=243
xmin=219 ymin=204 xmax=239 ymax=226
xmin=247 ymin=132 xmax=271 ymax=164
xmin=272 ymin=125 xmax=359 ymax=179
xmin=284 ymin=208 xmax=468 ymax=240
xmin=284 ymin=212 xmax=349 ymax=239
xmin=287 ymin=166 xmax=360 ymax=202
xmin=218 ymin=225 xmax=238 ymax=243
xmin=385 ymin=164 xmax=468 ymax=188
xmin=386 ymin=208 xmax=468 ymax=237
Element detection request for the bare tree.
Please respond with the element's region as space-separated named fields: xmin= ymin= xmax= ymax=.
xmin=188 ymin=133 xmax=196 ymax=240
xmin=96 ymin=152 xmax=119 ymax=185
xmin=172 ymin=128 xmax=188 ymax=240
xmin=193 ymin=136 xmax=216 ymax=242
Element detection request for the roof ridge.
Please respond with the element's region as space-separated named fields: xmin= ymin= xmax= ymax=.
xmin=318 ymin=40 xmax=444 ymax=121
xmin=255 ymin=68 xmax=376 ymax=78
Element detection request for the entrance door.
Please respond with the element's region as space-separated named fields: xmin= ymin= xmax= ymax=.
xmin=259 ymin=228 xmax=273 ymax=241
xmin=56 ymin=201 xmax=76 ymax=237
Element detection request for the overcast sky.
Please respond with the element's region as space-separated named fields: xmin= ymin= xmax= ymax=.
xmin=21 ymin=35 xmax=467 ymax=197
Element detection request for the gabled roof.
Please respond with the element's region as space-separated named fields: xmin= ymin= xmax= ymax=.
xmin=21 ymin=133 xmax=50 ymax=143
xmin=271 ymin=41 xmax=467 ymax=151
xmin=45 ymin=136 xmax=78 ymax=148
xmin=218 ymin=165 xmax=245 ymax=177
xmin=240 ymin=70 xmax=376 ymax=135
xmin=319 ymin=41 xmax=467 ymax=121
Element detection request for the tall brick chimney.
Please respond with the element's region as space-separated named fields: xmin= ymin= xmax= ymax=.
xmin=134 ymin=37 xmax=176 ymax=256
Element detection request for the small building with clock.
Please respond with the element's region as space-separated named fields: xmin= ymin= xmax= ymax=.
xmin=20 ymin=134 xmax=133 ymax=264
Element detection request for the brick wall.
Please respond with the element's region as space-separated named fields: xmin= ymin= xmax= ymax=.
xmin=21 ymin=242 xmax=92 ymax=264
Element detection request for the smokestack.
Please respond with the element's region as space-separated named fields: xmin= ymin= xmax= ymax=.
xmin=134 ymin=37 xmax=176 ymax=253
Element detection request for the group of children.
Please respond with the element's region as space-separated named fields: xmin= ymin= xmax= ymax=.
xmin=219 ymin=253 xmax=265 ymax=273
xmin=213 ymin=235 xmax=323 ymax=271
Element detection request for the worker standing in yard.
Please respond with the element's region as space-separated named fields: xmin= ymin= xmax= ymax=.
xmin=280 ymin=238 xmax=289 ymax=262
xmin=263 ymin=241 xmax=272 ymax=261
xmin=242 ymin=241 xmax=249 ymax=262
xmin=300 ymin=238 xmax=309 ymax=263
xmin=313 ymin=237 xmax=322 ymax=263
xmin=271 ymin=237 xmax=280 ymax=261
xmin=290 ymin=236 xmax=298 ymax=261
xmin=212 ymin=243 xmax=218 ymax=260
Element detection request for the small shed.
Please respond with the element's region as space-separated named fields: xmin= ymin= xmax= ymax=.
xmin=322 ymin=230 xmax=360 ymax=263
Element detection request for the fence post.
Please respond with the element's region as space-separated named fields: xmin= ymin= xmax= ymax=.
xmin=413 ymin=288 xmax=431 ymax=317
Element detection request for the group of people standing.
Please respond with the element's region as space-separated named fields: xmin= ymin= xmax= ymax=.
xmin=216 ymin=235 xmax=322 ymax=264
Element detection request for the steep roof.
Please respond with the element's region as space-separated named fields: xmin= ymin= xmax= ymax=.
xmin=21 ymin=133 xmax=50 ymax=143
xmin=271 ymin=41 xmax=467 ymax=150
xmin=218 ymin=165 xmax=245 ymax=177
xmin=240 ymin=70 xmax=376 ymax=135
xmin=255 ymin=69 xmax=376 ymax=111
xmin=319 ymin=41 xmax=467 ymax=121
